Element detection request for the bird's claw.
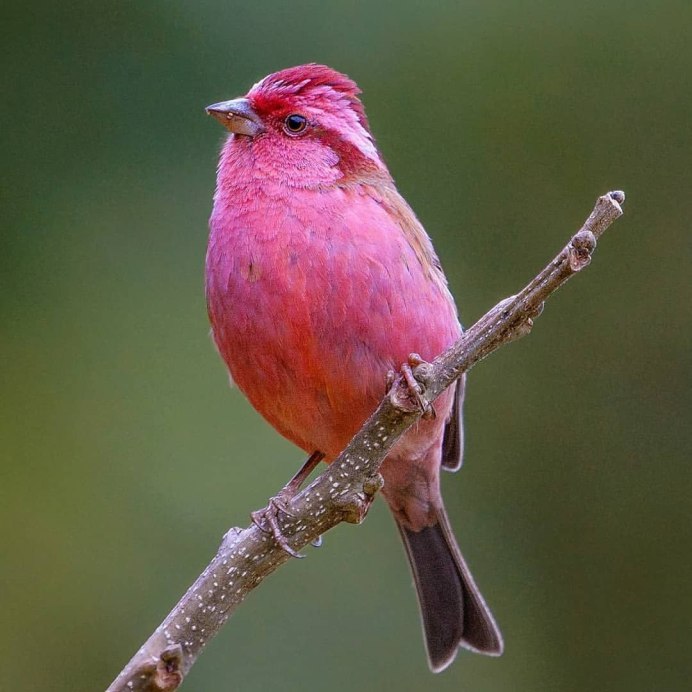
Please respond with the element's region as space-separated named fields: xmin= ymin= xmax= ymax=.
xmin=401 ymin=354 xmax=436 ymax=420
xmin=250 ymin=450 xmax=325 ymax=559
xmin=251 ymin=495 xmax=304 ymax=558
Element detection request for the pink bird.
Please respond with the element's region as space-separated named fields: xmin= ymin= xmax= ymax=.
xmin=205 ymin=64 xmax=503 ymax=671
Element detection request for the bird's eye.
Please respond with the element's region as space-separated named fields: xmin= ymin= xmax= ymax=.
xmin=283 ymin=114 xmax=308 ymax=135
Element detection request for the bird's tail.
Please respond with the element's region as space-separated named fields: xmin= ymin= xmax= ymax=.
xmin=396 ymin=504 xmax=503 ymax=672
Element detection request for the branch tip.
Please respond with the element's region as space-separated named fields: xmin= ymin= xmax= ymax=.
xmin=609 ymin=190 xmax=625 ymax=205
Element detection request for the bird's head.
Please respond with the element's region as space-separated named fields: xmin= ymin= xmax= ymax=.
xmin=207 ymin=64 xmax=390 ymax=188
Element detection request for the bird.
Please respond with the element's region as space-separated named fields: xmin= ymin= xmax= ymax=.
xmin=205 ymin=63 xmax=503 ymax=672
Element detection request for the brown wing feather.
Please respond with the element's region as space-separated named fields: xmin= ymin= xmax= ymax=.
xmin=368 ymin=183 xmax=452 ymax=295
xmin=369 ymin=183 xmax=464 ymax=472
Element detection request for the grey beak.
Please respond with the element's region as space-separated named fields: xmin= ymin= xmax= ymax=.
xmin=205 ymin=98 xmax=265 ymax=137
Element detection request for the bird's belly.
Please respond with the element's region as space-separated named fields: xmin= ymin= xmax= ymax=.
xmin=208 ymin=259 xmax=387 ymax=456
xmin=206 ymin=199 xmax=460 ymax=459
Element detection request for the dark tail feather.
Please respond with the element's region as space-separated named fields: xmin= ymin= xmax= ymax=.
xmin=441 ymin=376 xmax=465 ymax=472
xmin=397 ymin=505 xmax=503 ymax=672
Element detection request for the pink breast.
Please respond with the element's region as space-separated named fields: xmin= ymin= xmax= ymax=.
xmin=206 ymin=185 xmax=460 ymax=459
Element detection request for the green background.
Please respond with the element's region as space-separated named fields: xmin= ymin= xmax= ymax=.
xmin=2 ymin=1 xmax=690 ymax=690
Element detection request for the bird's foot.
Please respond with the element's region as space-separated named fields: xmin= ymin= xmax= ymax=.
xmin=250 ymin=450 xmax=325 ymax=559
xmin=401 ymin=353 xmax=436 ymax=420
xmin=251 ymin=492 xmax=303 ymax=558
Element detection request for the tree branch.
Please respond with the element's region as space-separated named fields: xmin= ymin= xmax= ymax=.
xmin=107 ymin=190 xmax=625 ymax=691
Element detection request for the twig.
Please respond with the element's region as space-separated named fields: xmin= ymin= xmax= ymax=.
xmin=106 ymin=190 xmax=625 ymax=691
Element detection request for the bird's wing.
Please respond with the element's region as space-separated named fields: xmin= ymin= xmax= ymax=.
xmin=373 ymin=183 xmax=451 ymax=293
xmin=371 ymin=183 xmax=464 ymax=471
xmin=441 ymin=375 xmax=465 ymax=471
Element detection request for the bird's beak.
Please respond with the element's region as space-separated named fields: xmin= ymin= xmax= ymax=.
xmin=205 ymin=98 xmax=265 ymax=137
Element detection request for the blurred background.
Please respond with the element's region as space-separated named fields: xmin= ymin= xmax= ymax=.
xmin=2 ymin=1 xmax=690 ymax=690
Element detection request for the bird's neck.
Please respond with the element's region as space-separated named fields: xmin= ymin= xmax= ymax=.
xmin=213 ymin=133 xmax=391 ymax=200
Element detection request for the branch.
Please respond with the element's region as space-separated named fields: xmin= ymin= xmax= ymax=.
xmin=107 ymin=190 xmax=625 ymax=691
